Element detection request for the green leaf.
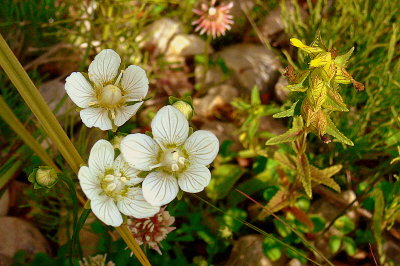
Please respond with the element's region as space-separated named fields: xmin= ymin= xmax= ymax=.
xmin=326 ymin=117 xmax=354 ymax=146
xmin=334 ymin=47 xmax=354 ymax=67
xmin=310 ymin=52 xmax=332 ymax=67
xmin=263 ymin=238 xmax=282 ymax=261
xmin=322 ymin=89 xmax=349 ymax=112
xmin=310 ymin=215 xmax=326 ymax=233
xmin=310 ymin=164 xmax=342 ymax=192
xmin=329 ymin=235 xmax=342 ymax=254
xmin=342 ymin=236 xmax=356 ymax=256
xmin=371 ymin=189 xmax=384 ymax=245
xmin=290 ymin=38 xmax=324 ymax=54
xmin=266 ymin=116 xmax=304 ymax=145
xmin=308 ymin=75 xmax=327 ymax=110
xmin=273 ymin=101 xmax=299 ymax=118
xmin=273 ymin=219 xmax=291 ymax=238
xmin=287 ymin=83 xmax=308 ymax=92
xmin=206 ymin=164 xmax=245 ymax=200
xmin=296 ymin=154 xmax=312 ymax=198
xmin=334 ymin=215 xmax=355 ymax=234
xmin=251 ymin=86 xmax=261 ymax=105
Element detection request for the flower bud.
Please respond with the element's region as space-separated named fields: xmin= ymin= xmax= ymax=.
xmin=172 ymin=101 xmax=194 ymax=120
xmin=28 ymin=166 xmax=58 ymax=189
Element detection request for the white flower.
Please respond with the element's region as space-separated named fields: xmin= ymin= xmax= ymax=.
xmin=65 ymin=49 xmax=149 ymax=131
xmin=78 ymin=139 xmax=160 ymax=227
xmin=120 ymin=106 xmax=219 ymax=206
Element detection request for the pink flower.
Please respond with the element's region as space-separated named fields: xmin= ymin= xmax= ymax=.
xmin=127 ymin=207 xmax=176 ymax=255
xmin=192 ymin=0 xmax=234 ymax=38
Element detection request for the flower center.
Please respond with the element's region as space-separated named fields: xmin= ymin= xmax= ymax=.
xmin=161 ymin=149 xmax=187 ymax=172
xmin=99 ymin=84 xmax=122 ymax=108
xmin=208 ymin=7 xmax=217 ymax=16
xmin=101 ymin=172 xmax=128 ymax=197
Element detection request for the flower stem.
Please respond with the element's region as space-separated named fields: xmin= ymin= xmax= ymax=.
xmin=116 ymin=225 xmax=151 ymax=266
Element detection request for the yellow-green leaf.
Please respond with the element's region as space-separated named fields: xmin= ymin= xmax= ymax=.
xmin=296 ymin=154 xmax=312 ymax=198
xmin=326 ymin=117 xmax=354 ymax=146
xmin=290 ymin=38 xmax=324 ymax=54
xmin=310 ymin=165 xmax=342 ymax=192
xmin=273 ymin=101 xmax=299 ymax=118
xmin=308 ymin=75 xmax=327 ymax=110
xmin=266 ymin=116 xmax=304 ymax=145
xmin=310 ymin=52 xmax=332 ymax=68
xmin=322 ymin=89 xmax=349 ymax=112
xmin=334 ymin=66 xmax=353 ymax=84
xmin=334 ymin=47 xmax=354 ymax=67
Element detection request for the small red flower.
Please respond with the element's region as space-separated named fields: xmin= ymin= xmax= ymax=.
xmin=192 ymin=0 xmax=234 ymax=38
xmin=127 ymin=207 xmax=176 ymax=255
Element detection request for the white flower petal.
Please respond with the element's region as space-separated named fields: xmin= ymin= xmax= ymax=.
xmin=88 ymin=49 xmax=121 ymax=86
xmin=88 ymin=139 xmax=115 ymax=174
xmin=65 ymin=72 xmax=95 ymax=108
xmin=91 ymin=195 xmax=123 ymax=227
xmin=151 ymin=106 xmax=189 ymax=147
xmin=80 ymin=107 xmax=113 ymax=131
xmin=120 ymin=134 xmax=160 ymax=171
xmin=117 ymin=188 xmax=160 ymax=218
xmin=142 ymin=171 xmax=179 ymax=206
xmin=184 ymin=130 xmax=219 ymax=165
xmin=178 ymin=165 xmax=211 ymax=193
xmin=121 ymin=65 xmax=149 ymax=100
xmin=78 ymin=166 xmax=101 ymax=199
xmin=114 ymin=102 xmax=143 ymax=127
xmin=113 ymin=155 xmax=144 ymax=185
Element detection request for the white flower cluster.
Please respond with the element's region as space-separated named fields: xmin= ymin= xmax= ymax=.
xmin=66 ymin=49 xmax=219 ymax=227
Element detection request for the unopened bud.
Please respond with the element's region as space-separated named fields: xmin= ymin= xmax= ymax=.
xmin=172 ymin=101 xmax=194 ymax=120
xmin=28 ymin=166 xmax=58 ymax=189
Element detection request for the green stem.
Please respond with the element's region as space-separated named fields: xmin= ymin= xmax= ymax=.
xmin=0 ymin=95 xmax=60 ymax=171
xmin=0 ymin=34 xmax=83 ymax=173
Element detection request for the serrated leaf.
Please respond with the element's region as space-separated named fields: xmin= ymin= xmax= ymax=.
xmin=322 ymin=89 xmax=349 ymax=111
xmin=334 ymin=66 xmax=353 ymax=84
xmin=326 ymin=117 xmax=354 ymax=146
xmin=310 ymin=52 xmax=332 ymax=67
xmin=286 ymin=83 xmax=308 ymax=92
xmin=290 ymin=38 xmax=324 ymax=54
xmin=273 ymin=101 xmax=299 ymax=118
xmin=334 ymin=47 xmax=354 ymax=67
xmin=266 ymin=116 xmax=304 ymax=145
xmin=293 ymin=70 xmax=310 ymax=84
xmin=273 ymin=152 xmax=296 ymax=170
xmin=296 ymin=154 xmax=312 ymax=198
xmin=265 ymin=189 xmax=290 ymax=213
xmin=310 ymin=165 xmax=342 ymax=192
xmin=308 ymin=75 xmax=327 ymax=110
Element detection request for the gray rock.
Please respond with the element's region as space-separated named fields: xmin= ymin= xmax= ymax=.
xmin=215 ymin=44 xmax=280 ymax=92
xmin=226 ymin=234 xmax=281 ymax=266
xmin=0 ymin=190 xmax=9 ymax=217
xmin=193 ymin=84 xmax=238 ymax=118
xmin=165 ymin=34 xmax=213 ymax=62
xmin=274 ymin=75 xmax=289 ymax=102
xmin=39 ymin=79 xmax=66 ymax=115
xmin=0 ymin=217 xmax=51 ymax=261
xmin=136 ymin=18 xmax=184 ymax=55
xmin=260 ymin=8 xmax=285 ymax=37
